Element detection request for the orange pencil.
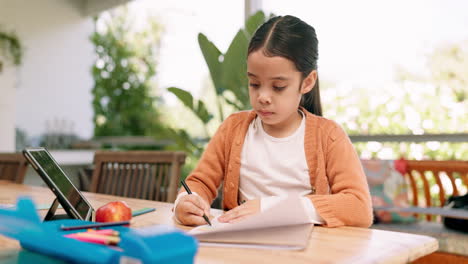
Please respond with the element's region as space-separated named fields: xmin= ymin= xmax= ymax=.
xmin=74 ymin=233 xmax=121 ymax=244
xmin=65 ymin=233 xmax=120 ymax=245
xmin=65 ymin=234 xmax=111 ymax=245
xmin=87 ymin=229 xmax=120 ymax=236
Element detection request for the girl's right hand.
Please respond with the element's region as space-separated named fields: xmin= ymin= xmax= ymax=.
xmin=174 ymin=194 xmax=211 ymax=226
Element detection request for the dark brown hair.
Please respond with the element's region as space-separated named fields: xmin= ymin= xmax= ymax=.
xmin=247 ymin=15 xmax=322 ymax=116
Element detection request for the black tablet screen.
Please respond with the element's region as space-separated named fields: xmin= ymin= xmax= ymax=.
xmin=29 ymin=150 xmax=91 ymax=219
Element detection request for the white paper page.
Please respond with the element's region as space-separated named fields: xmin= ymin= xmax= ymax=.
xmin=195 ymin=223 xmax=314 ymax=250
xmin=189 ymin=195 xmax=315 ymax=235
xmin=199 ymin=242 xmax=304 ymax=250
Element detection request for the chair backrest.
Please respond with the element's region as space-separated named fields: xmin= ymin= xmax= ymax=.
xmin=0 ymin=153 xmax=28 ymax=184
xmin=89 ymin=151 xmax=186 ymax=203
xmin=404 ymin=160 xmax=468 ymax=221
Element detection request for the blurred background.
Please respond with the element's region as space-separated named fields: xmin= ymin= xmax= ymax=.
xmin=1 ymin=0 xmax=467 ymax=183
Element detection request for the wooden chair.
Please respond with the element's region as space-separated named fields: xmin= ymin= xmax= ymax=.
xmin=0 ymin=153 xmax=29 ymax=184
xmin=77 ymin=167 xmax=94 ymax=191
xmin=404 ymin=160 xmax=468 ymax=221
xmin=89 ymin=151 xmax=186 ymax=202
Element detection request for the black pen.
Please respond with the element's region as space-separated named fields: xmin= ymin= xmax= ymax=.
xmin=180 ymin=180 xmax=212 ymax=226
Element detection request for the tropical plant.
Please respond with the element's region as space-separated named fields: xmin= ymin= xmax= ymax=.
xmin=0 ymin=29 xmax=22 ymax=72
xmin=91 ymin=8 xmax=164 ymax=137
xmin=167 ymin=11 xmax=270 ymax=129
xmin=165 ymin=11 xmax=271 ymax=158
xmin=162 ymin=11 xmax=272 ymax=179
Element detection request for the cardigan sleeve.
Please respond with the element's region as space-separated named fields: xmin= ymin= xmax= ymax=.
xmin=308 ymin=126 xmax=373 ymax=228
xmin=181 ymin=115 xmax=234 ymax=205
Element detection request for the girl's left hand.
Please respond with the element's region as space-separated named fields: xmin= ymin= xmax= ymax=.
xmin=218 ymin=199 xmax=260 ymax=223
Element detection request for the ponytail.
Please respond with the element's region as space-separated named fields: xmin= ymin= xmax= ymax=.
xmin=300 ymin=76 xmax=322 ymax=116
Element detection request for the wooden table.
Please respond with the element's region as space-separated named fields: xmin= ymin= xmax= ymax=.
xmin=0 ymin=181 xmax=438 ymax=264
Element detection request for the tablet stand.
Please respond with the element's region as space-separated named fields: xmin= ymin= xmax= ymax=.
xmin=44 ymin=198 xmax=72 ymax=221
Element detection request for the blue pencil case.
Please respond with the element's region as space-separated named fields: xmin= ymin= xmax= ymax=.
xmin=0 ymin=197 xmax=198 ymax=264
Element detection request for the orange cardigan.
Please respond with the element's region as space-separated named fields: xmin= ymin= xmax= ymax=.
xmin=183 ymin=108 xmax=373 ymax=228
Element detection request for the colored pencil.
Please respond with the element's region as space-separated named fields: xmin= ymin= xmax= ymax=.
xmin=65 ymin=233 xmax=120 ymax=245
xmin=60 ymin=220 xmax=130 ymax=231
xmin=132 ymin=207 xmax=156 ymax=217
xmin=87 ymin=228 xmax=120 ymax=236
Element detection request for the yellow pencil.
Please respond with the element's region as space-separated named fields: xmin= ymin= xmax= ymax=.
xmin=71 ymin=232 xmax=121 ymax=245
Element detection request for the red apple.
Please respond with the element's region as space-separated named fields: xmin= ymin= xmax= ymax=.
xmin=95 ymin=201 xmax=132 ymax=223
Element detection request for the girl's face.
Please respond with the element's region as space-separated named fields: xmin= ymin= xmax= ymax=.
xmin=247 ymin=50 xmax=316 ymax=133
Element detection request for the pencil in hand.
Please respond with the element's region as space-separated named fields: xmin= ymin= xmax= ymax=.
xmin=180 ymin=180 xmax=212 ymax=226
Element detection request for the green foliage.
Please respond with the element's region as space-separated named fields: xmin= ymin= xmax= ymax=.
xmin=164 ymin=10 xmax=466 ymax=172
xmin=0 ymin=29 xmax=22 ymax=71
xmin=197 ymin=33 xmax=223 ymax=95
xmin=167 ymin=87 xmax=213 ymax=125
xmin=428 ymin=41 xmax=468 ymax=102
xmin=322 ymin=41 xmax=468 ymax=161
xmin=164 ymin=11 xmax=272 ymax=176
xmin=91 ymin=8 xmax=163 ymax=137
xmin=167 ymin=11 xmax=270 ymax=128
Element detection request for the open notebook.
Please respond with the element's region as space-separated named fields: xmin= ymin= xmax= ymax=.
xmin=189 ymin=196 xmax=317 ymax=250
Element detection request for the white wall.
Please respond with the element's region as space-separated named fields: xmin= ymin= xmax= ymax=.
xmin=0 ymin=0 xmax=95 ymax=148
xmin=0 ymin=64 xmax=16 ymax=151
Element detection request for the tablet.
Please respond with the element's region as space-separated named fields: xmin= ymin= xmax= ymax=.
xmin=23 ymin=148 xmax=94 ymax=221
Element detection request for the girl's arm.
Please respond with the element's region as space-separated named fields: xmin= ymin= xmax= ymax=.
xmin=181 ymin=115 xmax=235 ymax=205
xmin=308 ymin=126 xmax=373 ymax=228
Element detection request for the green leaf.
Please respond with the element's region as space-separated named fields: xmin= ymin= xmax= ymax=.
xmin=0 ymin=31 xmax=23 ymax=66
xmin=198 ymin=33 xmax=224 ymax=95
xmin=245 ymin=11 xmax=265 ymax=37
xmin=221 ymin=30 xmax=250 ymax=109
xmin=168 ymin=87 xmax=213 ymax=125
xmin=167 ymin=87 xmax=194 ymax=109
xmin=196 ymin=101 xmax=213 ymax=124
xmin=223 ymin=96 xmax=244 ymax=111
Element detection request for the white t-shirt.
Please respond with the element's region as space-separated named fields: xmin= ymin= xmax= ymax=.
xmin=238 ymin=112 xmax=323 ymax=223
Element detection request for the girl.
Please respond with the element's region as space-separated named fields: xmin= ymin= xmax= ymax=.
xmin=174 ymin=15 xmax=373 ymax=228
